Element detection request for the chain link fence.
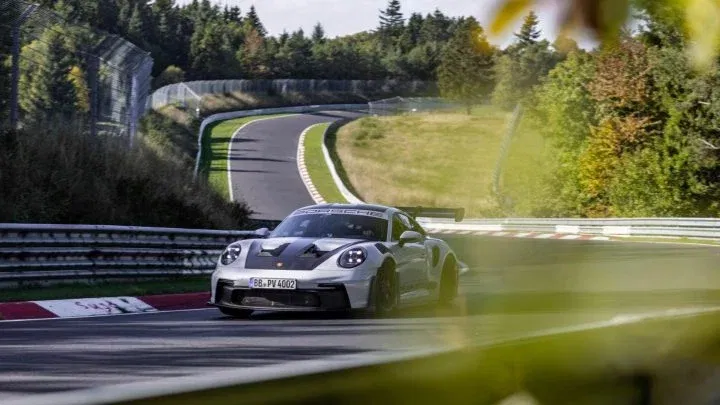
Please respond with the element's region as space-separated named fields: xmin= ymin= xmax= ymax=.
xmin=368 ymin=96 xmax=457 ymax=116
xmin=0 ymin=0 xmax=153 ymax=143
xmin=150 ymin=79 xmax=436 ymax=117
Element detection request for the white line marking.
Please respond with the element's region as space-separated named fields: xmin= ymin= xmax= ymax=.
xmin=297 ymin=123 xmax=327 ymax=204
xmin=535 ymin=233 xmax=556 ymax=239
xmin=0 ymin=308 xmax=214 ymax=323
xmin=515 ymin=232 xmax=533 ymax=237
xmin=227 ymin=115 xmax=299 ymax=202
xmin=560 ymin=234 xmax=581 ymax=240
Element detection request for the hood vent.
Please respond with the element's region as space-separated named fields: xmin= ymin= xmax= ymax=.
xmin=298 ymin=243 xmax=329 ymax=258
xmin=258 ymin=243 xmax=290 ymax=257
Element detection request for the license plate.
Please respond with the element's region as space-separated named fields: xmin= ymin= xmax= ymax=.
xmin=249 ymin=278 xmax=297 ymax=290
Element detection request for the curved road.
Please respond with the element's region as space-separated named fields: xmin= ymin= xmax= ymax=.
xmin=228 ymin=111 xmax=364 ymax=220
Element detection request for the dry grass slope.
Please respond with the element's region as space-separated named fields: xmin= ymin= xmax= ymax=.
xmin=336 ymin=106 xmax=543 ymax=217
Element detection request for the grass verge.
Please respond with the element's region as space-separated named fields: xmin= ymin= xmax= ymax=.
xmin=335 ymin=105 xmax=543 ymax=217
xmin=303 ymin=123 xmax=348 ymax=203
xmin=0 ymin=277 xmax=209 ymax=303
xmin=199 ymin=115 xmax=290 ymax=200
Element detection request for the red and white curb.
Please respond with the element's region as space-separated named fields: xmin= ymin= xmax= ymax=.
xmin=297 ymin=123 xmax=327 ymax=204
xmin=427 ymin=229 xmax=610 ymax=241
xmin=0 ymin=292 xmax=210 ymax=321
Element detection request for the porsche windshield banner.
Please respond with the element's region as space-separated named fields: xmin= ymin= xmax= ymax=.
xmin=291 ymin=208 xmax=388 ymax=219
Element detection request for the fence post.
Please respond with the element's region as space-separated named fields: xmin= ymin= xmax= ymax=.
xmin=492 ymin=103 xmax=524 ymax=202
xmin=128 ymin=66 xmax=140 ymax=147
xmin=86 ymin=55 xmax=100 ymax=137
xmin=9 ymin=4 xmax=38 ymax=130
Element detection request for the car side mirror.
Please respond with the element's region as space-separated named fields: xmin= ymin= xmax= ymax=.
xmin=254 ymin=228 xmax=271 ymax=238
xmin=398 ymin=230 xmax=423 ymax=247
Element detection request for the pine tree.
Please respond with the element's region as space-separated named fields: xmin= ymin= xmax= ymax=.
xmin=127 ymin=4 xmax=146 ymax=46
xmin=312 ymin=22 xmax=325 ymax=44
xmin=378 ymin=0 xmax=404 ymax=43
xmin=0 ymin=0 xmax=19 ymax=123
xmin=421 ymin=8 xmax=451 ymax=43
xmin=438 ymin=17 xmax=495 ymax=114
xmin=244 ymin=5 xmax=266 ymax=37
xmin=19 ymin=27 xmax=78 ymax=123
xmin=399 ymin=12 xmax=423 ymax=51
xmin=515 ymin=11 xmax=541 ymax=46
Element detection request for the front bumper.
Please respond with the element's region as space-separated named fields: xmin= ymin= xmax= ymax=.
xmin=211 ymin=279 xmax=355 ymax=311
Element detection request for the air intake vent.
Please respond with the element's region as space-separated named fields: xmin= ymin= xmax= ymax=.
xmin=258 ymin=243 xmax=290 ymax=257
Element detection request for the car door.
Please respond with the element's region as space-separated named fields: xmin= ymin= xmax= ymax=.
xmin=390 ymin=213 xmax=426 ymax=295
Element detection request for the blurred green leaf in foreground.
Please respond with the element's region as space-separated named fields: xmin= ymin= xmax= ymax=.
xmin=489 ymin=0 xmax=720 ymax=70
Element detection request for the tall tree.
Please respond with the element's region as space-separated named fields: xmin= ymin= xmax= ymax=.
xmin=312 ymin=22 xmax=325 ymax=44
xmin=378 ymin=0 xmax=404 ymax=44
xmin=514 ymin=11 xmax=541 ymax=46
xmin=399 ymin=12 xmax=424 ymax=52
xmin=492 ymin=11 xmax=559 ymax=109
xmin=244 ymin=5 xmax=266 ymax=37
xmin=0 ymin=0 xmax=19 ymax=124
xmin=421 ymin=8 xmax=452 ymax=43
xmin=438 ymin=17 xmax=495 ymax=114
xmin=18 ymin=27 xmax=79 ymax=123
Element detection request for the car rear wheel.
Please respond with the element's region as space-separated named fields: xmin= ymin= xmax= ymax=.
xmin=438 ymin=257 xmax=458 ymax=307
xmin=219 ymin=307 xmax=253 ymax=319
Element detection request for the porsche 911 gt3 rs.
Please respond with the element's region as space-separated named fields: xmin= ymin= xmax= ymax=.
xmin=209 ymin=203 xmax=466 ymax=318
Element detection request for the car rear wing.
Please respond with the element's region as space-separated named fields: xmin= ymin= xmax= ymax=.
xmin=397 ymin=206 xmax=465 ymax=222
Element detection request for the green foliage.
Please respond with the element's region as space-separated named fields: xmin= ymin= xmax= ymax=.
xmin=155 ymin=65 xmax=186 ymax=88
xmin=515 ymin=11 xmax=541 ymax=45
xmin=311 ymin=23 xmax=325 ymax=44
xmin=18 ymin=27 xmax=80 ymax=123
xmin=243 ymin=5 xmax=266 ymax=37
xmin=438 ymin=17 xmax=495 ymax=113
xmin=523 ymin=30 xmax=720 ymax=218
xmin=492 ymin=13 xmax=561 ymax=110
xmin=378 ymin=0 xmax=404 ymax=44
xmin=0 ymin=0 xmax=19 ymax=124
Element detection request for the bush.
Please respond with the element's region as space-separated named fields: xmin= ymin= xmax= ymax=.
xmin=0 ymin=125 xmax=251 ymax=229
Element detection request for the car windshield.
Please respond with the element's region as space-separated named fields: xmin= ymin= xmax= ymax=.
xmin=270 ymin=211 xmax=388 ymax=241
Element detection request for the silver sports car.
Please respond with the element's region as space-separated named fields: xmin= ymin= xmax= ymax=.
xmin=210 ymin=203 xmax=466 ymax=318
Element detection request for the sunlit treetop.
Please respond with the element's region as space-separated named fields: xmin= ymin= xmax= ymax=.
xmin=489 ymin=0 xmax=720 ymax=70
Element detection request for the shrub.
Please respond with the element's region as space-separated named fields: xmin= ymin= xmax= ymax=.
xmin=0 ymin=124 xmax=251 ymax=229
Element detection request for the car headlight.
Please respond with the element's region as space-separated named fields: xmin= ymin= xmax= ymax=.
xmin=220 ymin=245 xmax=242 ymax=266
xmin=338 ymin=247 xmax=367 ymax=268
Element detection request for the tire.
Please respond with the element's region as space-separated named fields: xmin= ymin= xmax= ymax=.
xmin=355 ymin=261 xmax=398 ymax=318
xmin=218 ymin=307 xmax=253 ymax=319
xmin=438 ymin=256 xmax=458 ymax=307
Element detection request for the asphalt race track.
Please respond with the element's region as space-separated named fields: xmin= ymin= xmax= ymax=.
xmin=2 ymin=236 xmax=720 ymax=399
xmin=227 ymin=111 xmax=364 ymax=220
xmin=2 ymin=113 xmax=720 ymax=400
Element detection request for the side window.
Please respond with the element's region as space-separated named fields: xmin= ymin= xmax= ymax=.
xmin=391 ymin=214 xmax=408 ymax=241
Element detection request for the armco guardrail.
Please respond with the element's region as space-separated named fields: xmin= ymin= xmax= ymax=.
xmin=0 ymin=223 xmax=278 ymax=287
xmin=193 ymin=103 xmax=368 ymax=177
xmin=2 ymin=216 xmax=717 ymax=286
xmin=417 ymin=217 xmax=720 ymax=239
